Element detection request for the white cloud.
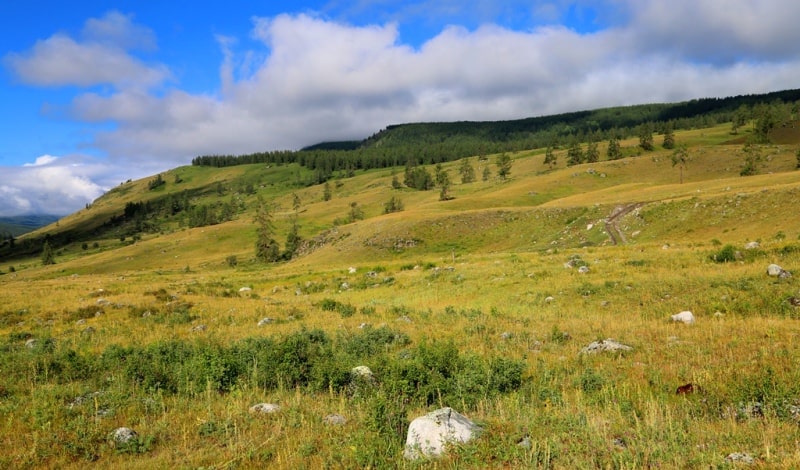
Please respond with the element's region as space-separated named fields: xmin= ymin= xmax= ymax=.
xmin=0 ymin=155 xmax=112 ymax=217
xmin=4 ymin=11 xmax=168 ymax=89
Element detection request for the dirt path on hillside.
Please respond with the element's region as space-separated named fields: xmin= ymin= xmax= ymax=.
xmin=605 ymin=203 xmax=643 ymax=245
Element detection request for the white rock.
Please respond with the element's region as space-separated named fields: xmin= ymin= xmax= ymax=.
xmin=112 ymin=427 xmax=138 ymax=444
xmin=323 ymin=414 xmax=347 ymax=426
xmin=586 ymin=223 xmax=594 ymax=231
xmin=544 ymin=296 xmax=555 ymax=303
xmin=351 ymin=366 xmax=373 ymax=378
xmin=580 ymin=339 xmax=632 ymax=354
xmin=578 ymin=266 xmax=590 ymax=274
xmin=744 ymin=241 xmax=760 ymax=250
xmin=767 ymin=264 xmax=784 ymax=276
xmin=404 ymin=407 xmax=480 ymax=460
xmin=671 ymin=311 xmax=695 ymax=325
xmin=239 ymin=287 xmax=252 ymax=293
xmin=257 ymin=317 xmax=274 ymax=326
xmin=725 ymin=452 xmax=754 ymax=465
xmin=249 ymin=403 xmax=281 ymax=414
xmin=25 ymin=338 xmax=37 ymax=349
xmin=348 ymin=267 xmax=357 ymax=274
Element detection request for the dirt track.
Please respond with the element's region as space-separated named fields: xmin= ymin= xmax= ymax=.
xmin=605 ymin=203 xmax=643 ymax=245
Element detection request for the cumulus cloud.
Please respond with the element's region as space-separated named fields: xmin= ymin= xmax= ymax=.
xmin=4 ymin=11 xmax=168 ymax=89
xmin=0 ymin=155 xmax=112 ymax=217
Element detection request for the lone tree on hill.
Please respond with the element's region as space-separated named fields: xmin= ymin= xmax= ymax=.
xmin=567 ymin=140 xmax=583 ymax=166
xmin=496 ymin=153 xmax=512 ymax=180
xmin=585 ymin=140 xmax=599 ymax=163
xmin=41 ymin=239 xmax=55 ymax=266
xmin=607 ymin=136 xmax=621 ymax=160
xmin=638 ymin=123 xmax=654 ymax=151
xmin=459 ymin=158 xmax=476 ymax=183
xmin=254 ymin=197 xmax=280 ymax=262
xmin=670 ymin=144 xmax=690 ymax=184
xmin=543 ymin=146 xmax=557 ymax=168
xmin=740 ymin=143 xmax=763 ymax=176
xmin=662 ymin=124 xmax=675 ymax=149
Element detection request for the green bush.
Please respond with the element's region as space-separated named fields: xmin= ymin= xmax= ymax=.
xmin=710 ymin=244 xmax=738 ymax=263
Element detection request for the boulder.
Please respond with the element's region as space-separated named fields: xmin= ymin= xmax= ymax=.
xmin=404 ymin=407 xmax=480 ymax=460
xmin=725 ymin=452 xmax=755 ymax=465
xmin=323 ymin=414 xmax=347 ymax=426
xmin=239 ymin=287 xmax=252 ymax=293
xmin=351 ymin=365 xmax=374 ymax=379
xmin=767 ymin=264 xmax=786 ymax=277
xmin=249 ymin=403 xmax=281 ymax=414
xmin=671 ymin=311 xmax=695 ymax=325
xmin=744 ymin=241 xmax=760 ymax=250
xmin=580 ymin=339 xmax=632 ymax=354
xmin=111 ymin=427 xmax=138 ymax=444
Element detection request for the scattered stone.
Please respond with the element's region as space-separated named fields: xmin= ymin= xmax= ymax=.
xmin=767 ymin=264 xmax=788 ymax=277
xmin=789 ymin=297 xmax=800 ymax=307
xmin=662 ymin=244 xmax=670 ymax=250
xmin=544 ymin=296 xmax=555 ymax=303
xmin=81 ymin=326 xmax=96 ymax=336
xmin=586 ymin=223 xmax=594 ymax=231
xmin=779 ymin=270 xmax=792 ymax=279
xmin=348 ymin=267 xmax=357 ymax=274
xmin=323 ymin=414 xmax=347 ymax=426
xmin=358 ymin=322 xmax=371 ymax=329
xmin=577 ymin=265 xmax=590 ymax=274
xmin=96 ymin=298 xmax=110 ymax=306
xmin=580 ymin=339 xmax=632 ymax=354
xmin=239 ymin=287 xmax=252 ymax=293
xmin=111 ymin=427 xmax=138 ymax=444
xmin=714 ymin=311 xmax=724 ymax=317
xmin=744 ymin=241 xmax=760 ymax=250
xmin=404 ymin=407 xmax=481 ymax=460
xmin=25 ymin=338 xmax=37 ymax=349
xmin=725 ymin=452 xmax=755 ymax=465
xmin=257 ymin=318 xmax=274 ymax=326
xmin=351 ymin=366 xmax=374 ymax=379
xmin=249 ymin=403 xmax=281 ymax=414
xmin=500 ymin=332 xmax=513 ymax=340
xmin=366 ymin=271 xmax=378 ymax=278
xmin=671 ymin=311 xmax=695 ymax=325
xmin=190 ymin=324 xmax=207 ymax=332
xmin=340 ymin=282 xmax=350 ymax=290
xmin=75 ymin=319 xmax=86 ymax=325
xmin=396 ymin=315 xmax=412 ymax=323
xmin=516 ymin=436 xmax=532 ymax=449
xmin=612 ymin=437 xmax=627 ymax=449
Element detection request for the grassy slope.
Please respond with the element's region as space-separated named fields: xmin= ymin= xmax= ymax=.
xmin=2 ymin=123 xmax=800 ymax=468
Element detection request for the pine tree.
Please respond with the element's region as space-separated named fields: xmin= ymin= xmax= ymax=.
xmin=543 ymin=146 xmax=557 ymax=168
xmin=567 ymin=141 xmax=583 ymax=166
xmin=41 ymin=240 xmax=55 ymax=266
xmin=638 ymin=123 xmax=654 ymax=151
xmin=585 ymin=141 xmax=599 ymax=163
xmin=607 ymin=137 xmax=621 ymax=160
xmin=496 ymin=153 xmax=512 ymax=180
xmin=482 ymin=166 xmax=491 ymax=181
xmin=458 ymin=158 xmax=476 ymax=183
xmin=323 ymin=181 xmax=332 ymax=201
xmin=254 ymin=197 xmax=280 ymax=262
xmin=662 ymin=124 xmax=675 ymax=149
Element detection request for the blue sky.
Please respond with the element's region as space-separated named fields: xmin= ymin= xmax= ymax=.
xmin=1 ymin=0 xmax=799 ymax=216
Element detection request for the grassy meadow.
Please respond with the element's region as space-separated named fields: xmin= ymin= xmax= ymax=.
xmin=2 ymin=123 xmax=800 ymax=468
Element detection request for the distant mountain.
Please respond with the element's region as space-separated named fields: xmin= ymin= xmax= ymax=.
xmin=0 ymin=214 xmax=60 ymax=237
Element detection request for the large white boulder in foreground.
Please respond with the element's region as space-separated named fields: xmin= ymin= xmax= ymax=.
xmin=404 ymin=407 xmax=480 ymax=460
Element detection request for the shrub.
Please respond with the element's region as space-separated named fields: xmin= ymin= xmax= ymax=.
xmin=711 ymin=244 xmax=738 ymax=263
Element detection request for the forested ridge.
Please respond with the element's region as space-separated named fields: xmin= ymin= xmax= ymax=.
xmin=192 ymin=88 xmax=800 ymax=178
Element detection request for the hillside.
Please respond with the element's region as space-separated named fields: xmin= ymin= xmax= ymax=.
xmin=2 ymin=98 xmax=800 ymax=468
